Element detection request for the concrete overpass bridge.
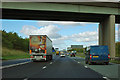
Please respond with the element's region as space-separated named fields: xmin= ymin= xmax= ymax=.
xmin=1 ymin=2 xmax=120 ymax=58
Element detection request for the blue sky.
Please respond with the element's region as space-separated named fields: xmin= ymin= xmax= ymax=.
xmin=2 ymin=19 xmax=98 ymax=37
xmin=1 ymin=19 xmax=119 ymax=50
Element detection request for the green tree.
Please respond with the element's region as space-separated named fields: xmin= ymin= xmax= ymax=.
xmin=2 ymin=30 xmax=29 ymax=52
xmin=116 ymin=42 xmax=120 ymax=57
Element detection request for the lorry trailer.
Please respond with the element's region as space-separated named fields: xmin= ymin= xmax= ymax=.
xmin=29 ymin=35 xmax=52 ymax=61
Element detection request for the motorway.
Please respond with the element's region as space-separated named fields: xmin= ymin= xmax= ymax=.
xmin=2 ymin=59 xmax=31 ymax=66
xmin=2 ymin=55 xmax=111 ymax=80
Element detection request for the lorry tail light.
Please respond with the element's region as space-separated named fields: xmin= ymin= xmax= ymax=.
xmin=30 ymin=50 xmax=32 ymax=54
xmin=31 ymin=56 xmax=33 ymax=58
xmin=43 ymin=56 xmax=46 ymax=58
xmin=108 ymin=54 xmax=110 ymax=59
xmin=45 ymin=50 xmax=47 ymax=54
xmin=90 ymin=55 xmax=92 ymax=59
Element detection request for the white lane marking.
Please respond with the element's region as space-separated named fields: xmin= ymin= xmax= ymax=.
xmin=78 ymin=62 xmax=80 ymax=63
xmin=84 ymin=66 xmax=88 ymax=68
xmin=50 ymin=62 xmax=53 ymax=64
xmin=24 ymin=78 xmax=28 ymax=80
xmin=42 ymin=66 xmax=46 ymax=69
xmin=0 ymin=61 xmax=30 ymax=69
xmin=103 ymin=76 xmax=110 ymax=80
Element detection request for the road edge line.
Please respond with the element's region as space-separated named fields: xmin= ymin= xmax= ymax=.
xmin=0 ymin=61 xmax=31 ymax=69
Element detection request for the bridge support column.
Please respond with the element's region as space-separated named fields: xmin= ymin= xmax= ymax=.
xmin=99 ymin=15 xmax=115 ymax=58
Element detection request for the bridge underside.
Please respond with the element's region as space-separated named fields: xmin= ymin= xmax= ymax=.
xmin=2 ymin=8 xmax=120 ymax=58
xmin=2 ymin=8 xmax=120 ymax=24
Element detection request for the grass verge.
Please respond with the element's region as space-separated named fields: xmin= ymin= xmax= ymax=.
xmin=2 ymin=47 xmax=30 ymax=60
xmin=110 ymin=60 xmax=120 ymax=64
xmin=76 ymin=53 xmax=85 ymax=58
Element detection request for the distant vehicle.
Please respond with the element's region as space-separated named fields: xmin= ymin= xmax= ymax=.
xmin=70 ymin=51 xmax=76 ymax=57
xmin=60 ymin=53 xmax=65 ymax=57
xmin=29 ymin=35 xmax=52 ymax=62
xmin=70 ymin=53 xmax=75 ymax=57
xmin=66 ymin=53 xmax=69 ymax=56
xmin=85 ymin=45 xmax=110 ymax=65
xmin=56 ymin=51 xmax=59 ymax=55
xmin=73 ymin=51 xmax=77 ymax=54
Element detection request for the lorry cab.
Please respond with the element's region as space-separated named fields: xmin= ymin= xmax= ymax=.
xmin=85 ymin=45 xmax=110 ymax=65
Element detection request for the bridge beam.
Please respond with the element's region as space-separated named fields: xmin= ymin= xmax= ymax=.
xmin=99 ymin=15 xmax=115 ymax=58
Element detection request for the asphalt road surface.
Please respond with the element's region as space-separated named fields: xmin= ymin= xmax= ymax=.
xmin=2 ymin=55 xmax=105 ymax=80
xmin=2 ymin=59 xmax=31 ymax=66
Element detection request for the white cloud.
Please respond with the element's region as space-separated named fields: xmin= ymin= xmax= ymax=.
xmin=52 ymin=39 xmax=66 ymax=50
xmin=116 ymin=24 xmax=120 ymax=28
xmin=115 ymin=30 xmax=118 ymax=40
xmin=20 ymin=21 xmax=100 ymax=50
xmin=38 ymin=21 xmax=98 ymax=27
xmin=52 ymin=39 xmax=65 ymax=45
xmin=20 ymin=25 xmax=99 ymax=49
xmin=115 ymin=24 xmax=120 ymax=41
xmin=53 ymin=21 xmax=85 ymax=26
xmin=20 ymin=25 xmax=61 ymax=39
xmin=51 ymin=31 xmax=98 ymax=49
xmin=37 ymin=21 xmax=53 ymax=27
xmin=58 ymin=31 xmax=98 ymax=42
xmin=20 ymin=25 xmax=37 ymax=36
xmin=118 ymin=25 xmax=120 ymax=41
xmin=83 ymin=42 xmax=98 ymax=48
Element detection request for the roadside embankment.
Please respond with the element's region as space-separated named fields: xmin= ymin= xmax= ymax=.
xmin=2 ymin=47 xmax=30 ymax=60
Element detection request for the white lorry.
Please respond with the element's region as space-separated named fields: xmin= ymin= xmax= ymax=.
xmin=29 ymin=35 xmax=52 ymax=61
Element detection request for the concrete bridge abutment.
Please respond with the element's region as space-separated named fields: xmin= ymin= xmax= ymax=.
xmin=99 ymin=15 xmax=115 ymax=58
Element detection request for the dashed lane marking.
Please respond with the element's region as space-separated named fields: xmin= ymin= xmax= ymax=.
xmin=84 ymin=66 xmax=88 ymax=68
xmin=78 ymin=62 xmax=80 ymax=63
xmin=42 ymin=66 xmax=46 ymax=69
xmin=103 ymin=76 xmax=110 ymax=80
xmin=23 ymin=78 xmax=28 ymax=80
xmin=50 ymin=62 xmax=53 ymax=64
